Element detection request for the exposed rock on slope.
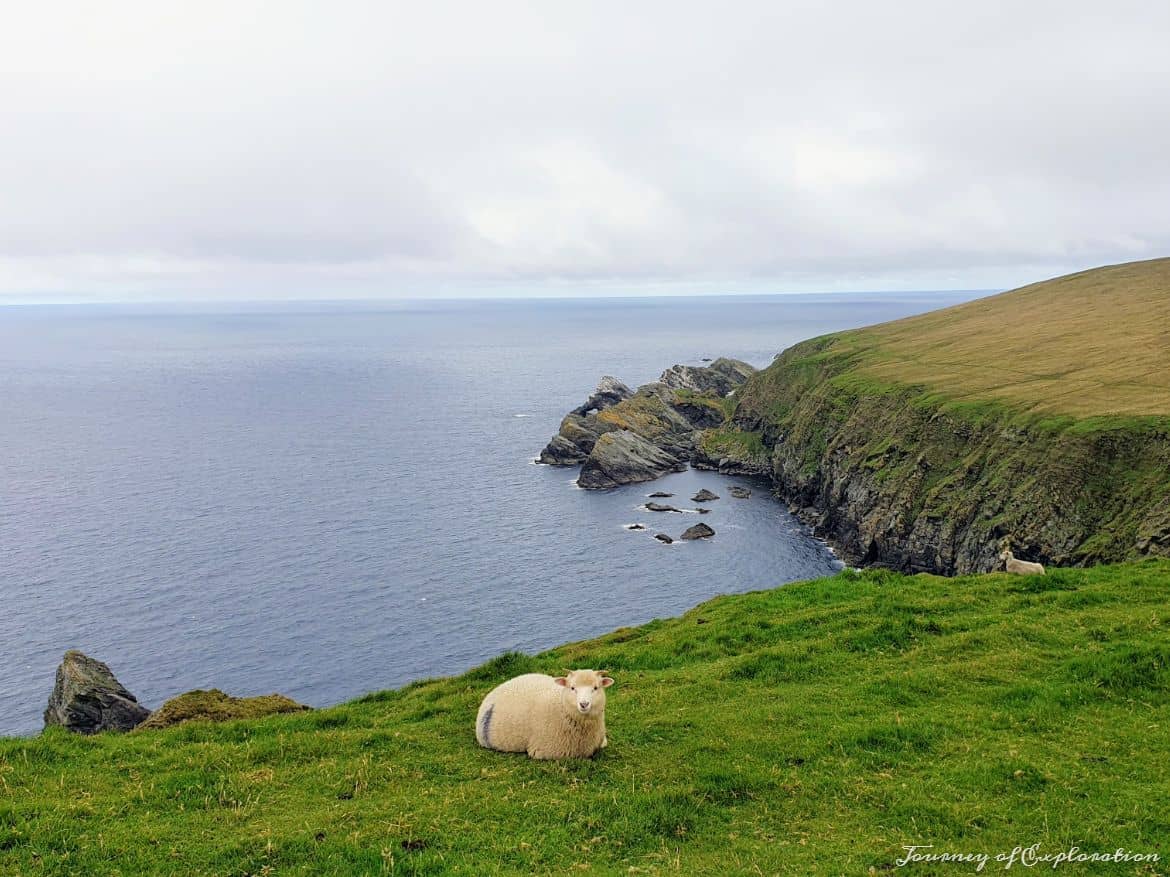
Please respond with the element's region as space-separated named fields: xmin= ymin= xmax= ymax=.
xmin=44 ymin=651 xmax=151 ymax=734
xmin=658 ymin=358 xmax=755 ymax=395
xmin=578 ymin=431 xmax=686 ymax=489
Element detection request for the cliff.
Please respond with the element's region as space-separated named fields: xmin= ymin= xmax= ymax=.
xmin=538 ymin=358 xmax=754 ymax=486
xmin=714 ymin=257 xmax=1170 ymax=574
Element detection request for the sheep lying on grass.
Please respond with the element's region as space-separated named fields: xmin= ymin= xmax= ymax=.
xmin=1000 ymin=546 xmax=1046 ymax=575
xmin=475 ymin=669 xmax=613 ymax=759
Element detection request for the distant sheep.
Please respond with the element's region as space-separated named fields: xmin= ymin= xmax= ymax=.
xmin=1000 ymin=546 xmax=1046 ymax=575
xmin=475 ymin=669 xmax=613 ymax=759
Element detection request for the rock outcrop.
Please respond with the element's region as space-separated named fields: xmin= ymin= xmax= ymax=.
xmin=578 ymin=431 xmax=686 ymax=489
xmin=654 ymin=533 xmax=674 ymax=544
xmin=680 ymin=523 xmax=715 ymax=540
xmin=135 ymin=689 xmax=309 ymax=731
xmin=729 ymin=486 xmax=752 ymax=499
xmin=692 ymin=488 xmax=719 ymax=502
xmin=44 ymin=651 xmax=152 ymax=734
xmin=658 ymin=358 xmax=756 ymax=396
xmin=538 ymin=359 xmax=758 ymax=487
xmin=571 ymin=376 xmax=632 ymax=416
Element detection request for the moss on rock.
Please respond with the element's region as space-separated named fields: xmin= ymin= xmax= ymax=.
xmin=135 ymin=689 xmax=309 ymax=731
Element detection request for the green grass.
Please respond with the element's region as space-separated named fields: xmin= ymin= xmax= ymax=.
xmin=4 ymin=561 xmax=1170 ymax=874
xmin=698 ymin=427 xmax=769 ymax=467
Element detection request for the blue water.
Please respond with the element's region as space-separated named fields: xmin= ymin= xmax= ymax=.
xmin=0 ymin=292 xmax=983 ymax=735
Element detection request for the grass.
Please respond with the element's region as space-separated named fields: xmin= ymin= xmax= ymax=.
xmin=698 ymin=427 xmax=769 ymax=467
xmin=847 ymin=257 xmax=1170 ymax=417
xmin=3 ymin=560 xmax=1170 ymax=875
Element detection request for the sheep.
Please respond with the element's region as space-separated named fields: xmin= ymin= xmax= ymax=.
xmin=1000 ymin=546 xmax=1045 ymax=575
xmin=475 ymin=669 xmax=613 ymax=759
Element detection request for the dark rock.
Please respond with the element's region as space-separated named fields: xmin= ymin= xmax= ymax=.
xmin=701 ymin=358 xmax=713 ymax=362
xmin=135 ymin=689 xmax=309 ymax=731
xmin=645 ymin=502 xmax=683 ymax=512
xmin=44 ymin=650 xmax=151 ymax=734
xmin=692 ymin=488 xmax=720 ymax=502
xmin=648 ymin=491 xmax=674 ymax=498
xmin=729 ymin=486 xmax=752 ymax=499
xmin=670 ymin=398 xmax=725 ymax=429
xmin=695 ymin=507 xmax=711 ymax=514
xmin=626 ymin=523 xmax=646 ymax=530
xmin=577 ymin=431 xmax=686 ymax=489
xmin=690 ymin=442 xmax=771 ymax=476
xmin=680 ymin=523 xmax=716 ymax=540
xmin=571 ymin=376 xmax=633 ymax=417
xmin=654 ymin=533 xmax=674 ymax=543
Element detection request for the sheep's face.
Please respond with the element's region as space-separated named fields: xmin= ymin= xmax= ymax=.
xmin=554 ymin=669 xmax=613 ymax=717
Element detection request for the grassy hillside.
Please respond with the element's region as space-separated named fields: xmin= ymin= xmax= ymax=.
xmin=723 ymin=259 xmax=1170 ymax=574
xmin=852 ymin=257 xmax=1170 ymax=417
xmin=3 ymin=560 xmax=1169 ymax=875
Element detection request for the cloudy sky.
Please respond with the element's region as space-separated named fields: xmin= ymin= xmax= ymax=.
xmin=1 ymin=1 xmax=1168 ymax=302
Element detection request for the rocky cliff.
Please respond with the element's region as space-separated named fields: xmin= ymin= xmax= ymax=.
xmin=538 ymin=358 xmax=755 ymax=487
xmin=717 ymin=258 xmax=1170 ymax=574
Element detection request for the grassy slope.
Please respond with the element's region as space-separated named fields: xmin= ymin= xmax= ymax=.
xmin=3 ymin=560 xmax=1170 ymax=875
xmin=854 ymin=257 xmax=1170 ymax=417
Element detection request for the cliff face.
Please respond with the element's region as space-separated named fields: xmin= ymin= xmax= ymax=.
xmin=718 ymin=259 xmax=1170 ymax=574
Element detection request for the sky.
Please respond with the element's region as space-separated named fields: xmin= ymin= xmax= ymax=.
xmin=1 ymin=1 xmax=1168 ymax=302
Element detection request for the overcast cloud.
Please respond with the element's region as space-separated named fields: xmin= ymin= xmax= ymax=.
xmin=1 ymin=1 xmax=1168 ymax=301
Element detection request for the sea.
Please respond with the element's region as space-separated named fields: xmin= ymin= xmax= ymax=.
xmin=0 ymin=291 xmax=984 ymax=736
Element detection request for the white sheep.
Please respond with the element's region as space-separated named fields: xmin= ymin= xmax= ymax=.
xmin=1000 ymin=546 xmax=1046 ymax=575
xmin=475 ymin=669 xmax=613 ymax=759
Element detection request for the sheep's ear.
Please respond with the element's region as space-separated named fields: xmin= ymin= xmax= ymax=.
xmin=599 ymin=677 xmax=614 ymax=688
xmin=553 ymin=677 xmax=568 ymax=687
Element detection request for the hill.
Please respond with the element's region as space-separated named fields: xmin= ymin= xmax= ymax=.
xmin=2 ymin=560 xmax=1169 ymax=874
xmin=716 ymin=258 xmax=1170 ymax=574
xmin=851 ymin=257 xmax=1170 ymax=417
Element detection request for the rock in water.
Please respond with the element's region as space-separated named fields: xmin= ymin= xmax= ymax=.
xmin=577 ymin=431 xmax=685 ymax=489
xmin=645 ymin=502 xmax=683 ymax=512
xmin=692 ymin=488 xmax=720 ymax=502
xmin=135 ymin=689 xmax=309 ymax=731
xmin=44 ymin=650 xmax=151 ymax=734
xmin=654 ymin=533 xmax=674 ymax=543
xmin=680 ymin=523 xmax=716 ymax=540
xmin=729 ymin=486 xmax=752 ymax=499
xmin=648 ymin=491 xmax=674 ymax=498
xmin=626 ymin=523 xmax=646 ymax=530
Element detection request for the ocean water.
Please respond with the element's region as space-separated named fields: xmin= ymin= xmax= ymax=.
xmin=0 ymin=291 xmax=983 ymax=736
